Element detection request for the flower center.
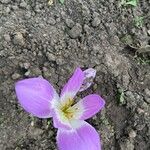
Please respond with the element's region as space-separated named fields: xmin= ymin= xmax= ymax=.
xmin=60 ymin=98 xmax=75 ymax=119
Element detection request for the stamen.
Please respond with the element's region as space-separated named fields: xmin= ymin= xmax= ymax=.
xmin=60 ymin=98 xmax=76 ymax=119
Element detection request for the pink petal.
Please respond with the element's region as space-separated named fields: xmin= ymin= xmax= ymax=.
xmin=60 ymin=68 xmax=84 ymax=101
xmin=79 ymin=68 xmax=96 ymax=92
xmin=57 ymin=121 xmax=101 ymax=150
xmin=15 ymin=77 xmax=59 ymax=118
xmin=75 ymin=94 xmax=105 ymax=120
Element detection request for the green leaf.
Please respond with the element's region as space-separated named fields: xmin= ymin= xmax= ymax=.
xmin=125 ymin=0 xmax=137 ymax=7
xmin=59 ymin=0 xmax=65 ymax=4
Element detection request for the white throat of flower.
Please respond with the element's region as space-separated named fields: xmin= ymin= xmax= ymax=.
xmin=54 ymin=96 xmax=84 ymax=129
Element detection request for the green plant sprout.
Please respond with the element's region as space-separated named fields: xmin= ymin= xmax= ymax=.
xmin=121 ymin=34 xmax=150 ymax=55
xmin=117 ymin=88 xmax=125 ymax=105
xmin=136 ymin=57 xmax=150 ymax=65
xmin=48 ymin=0 xmax=64 ymax=5
xmin=134 ymin=16 xmax=144 ymax=28
xmin=121 ymin=0 xmax=138 ymax=7
xmin=59 ymin=0 xmax=64 ymax=4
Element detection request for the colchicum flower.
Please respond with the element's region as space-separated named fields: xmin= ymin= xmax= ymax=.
xmin=15 ymin=67 xmax=105 ymax=150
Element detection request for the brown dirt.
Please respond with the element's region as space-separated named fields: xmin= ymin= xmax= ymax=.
xmin=0 ymin=0 xmax=150 ymax=150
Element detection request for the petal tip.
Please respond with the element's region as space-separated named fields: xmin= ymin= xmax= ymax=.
xmin=15 ymin=77 xmax=57 ymax=118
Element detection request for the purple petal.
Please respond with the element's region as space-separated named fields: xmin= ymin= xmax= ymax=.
xmin=60 ymin=68 xmax=84 ymax=101
xmin=76 ymin=94 xmax=105 ymax=120
xmin=52 ymin=110 xmax=71 ymax=130
xmin=15 ymin=77 xmax=59 ymax=118
xmin=79 ymin=68 xmax=96 ymax=92
xmin=57 ymin=121 xmax=101 ymax=150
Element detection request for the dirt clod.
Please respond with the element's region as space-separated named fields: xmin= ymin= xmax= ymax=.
xmin=128 ymin=130 xmax=137 ymax=138
xmin=68 ymin=23 xmax=82 ymax=39
xmin=4 ymin=34 xmax=11 ymax=42
xmin=119 ymin=139 xmax=134 ymax=150
xmin=65 ymin=19 xmax=75 ymax=28
xmin=1 ymin=0 xmax=11 ymax=4
xmin=13 ymin=32 xmax=25 ymax=46
xmin=92 ymin=17 xmax=101 ymax=27
xmin=12 ymin=73 xmax=21 ymax=80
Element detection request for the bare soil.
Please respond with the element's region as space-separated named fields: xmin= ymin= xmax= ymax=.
xmin=0 ymin=0 xmax=150 ymax=150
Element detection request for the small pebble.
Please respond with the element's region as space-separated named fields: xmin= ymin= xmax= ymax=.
xmin=47 ymin=17 xmax=56 ymax=25
xmin=93 ymin=84 xmax=98 ymax=90
xmin=20 ymin=0 xmax=28 ymax=8
xmin=129 ymin=130 xmax=136 ymax=138
xmin=31 ymin=121 xmax=34 ymax=126
xmin=5 ymin=7 xmax=11 ymax=13
xmin=68 ymin=23 xmax=82 ymax=39
xmin=92 ymin=17 xmax=101 ymax=27
xmin=25 ymin=70 xmax=30 ymax=76
xmin=144 ymin=88 xmax=150 ymax=97
xmin=65 ymin=19 xmax=74 ymax=28
xmin=83 ymin=24 xmax=91 ymax=35
xmin=4 ymin=34 xmax=11 ymax=42
xmin=137 ymin=108 xmax=144 ymax=114
xmin=46 ymin=53 xmax=56 ymax=61
xmin=23 ymin=62 xmax=30 ymax=69
xmin=147 ymin=30 xmax=150 ymax=36
xmin=11 ymin=5 xmax=18 ymax=10
xmin=29 ymin=127 xmax=44 ymax=138
xmin=12 ymin=73 xmax=21 ymax=80
xmin=13 ymin=32 xmax=25 ymax=46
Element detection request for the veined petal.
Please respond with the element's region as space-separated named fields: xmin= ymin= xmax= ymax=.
xmin=15 ymin=77 xmax=59 ymax=118
xmin=57 ymin=121 xmax=101 ymax=150
xmin=74 ymin=94 xmax=105 ymax=120
xmin=60 ymin=68 xmax=84 ymax=102
xmin=79 ymin=68 xmax=96 ymax=92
